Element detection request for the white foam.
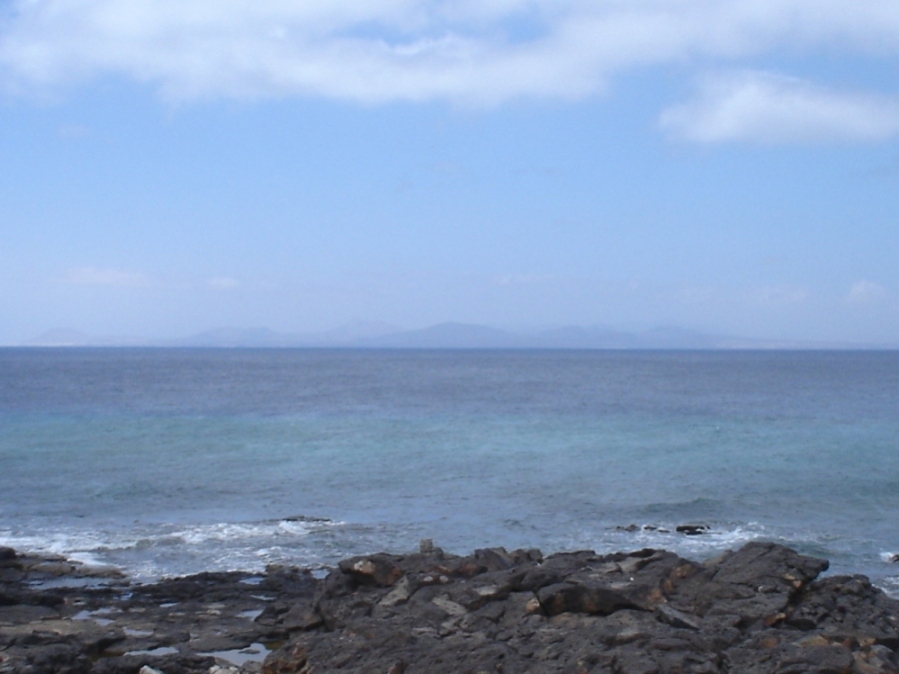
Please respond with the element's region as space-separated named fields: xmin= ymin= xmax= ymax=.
xmin=166 ymin=518 xmax=341 ymax=545
xmin=0 ymin=529 xmax=120 ymax=560
xmin=0 ymin=517 xmax=348 ymax=582
xmin=66 ymin=551 xmax=111 ymax=568
xmin=0 ymin=516 xmax=339 ymax=555
xmin=676 ymin=524 xmax=768 ymax=552
xmin=278 ymin=518 xmax=326 ymax=534
xmin=880 ymin=574 xmax=899 ymax=599
xmin=603 ymin=521 xmax=768 ymax=557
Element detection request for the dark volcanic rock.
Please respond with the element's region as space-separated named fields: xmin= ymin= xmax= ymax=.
xmin=2 ymin=543 xmax=899 ymax=674
xmin=0 ymin=551 xmax=279 ymax=674
xmin=260 ymin=542 xmax=899 ymax=674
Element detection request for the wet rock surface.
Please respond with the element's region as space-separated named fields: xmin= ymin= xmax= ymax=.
xmin=0 ymin=547 xmax=312 ymax=674
xmin=2 ymin=542 xmax=899 ymax=673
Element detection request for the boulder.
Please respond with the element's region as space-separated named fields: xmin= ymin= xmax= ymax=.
xmin=337 ymin=554 xmax=404 ymax=587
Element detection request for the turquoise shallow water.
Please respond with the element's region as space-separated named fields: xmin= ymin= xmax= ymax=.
xmin=1 ymin=348 xmax=897 ymax=593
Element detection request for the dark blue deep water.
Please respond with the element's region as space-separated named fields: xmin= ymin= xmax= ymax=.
xmin=1 ymin=349 xmax=897 ymax=593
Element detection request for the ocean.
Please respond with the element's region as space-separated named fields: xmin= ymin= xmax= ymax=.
xmin=1 ymin=348 xmax=897 ymax=595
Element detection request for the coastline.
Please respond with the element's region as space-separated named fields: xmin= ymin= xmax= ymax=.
xmin=2 ymin=541 xmax=899 ymax=674
xmin=5 ymin=349 xmax=899 ymax=615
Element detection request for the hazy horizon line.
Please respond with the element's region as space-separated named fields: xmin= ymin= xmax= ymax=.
xmin=8 ymin=322 xmax=897 ymax=351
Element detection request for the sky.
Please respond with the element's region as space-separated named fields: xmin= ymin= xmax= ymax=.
xmin=1 ymin=0 xmax=898 ymax=345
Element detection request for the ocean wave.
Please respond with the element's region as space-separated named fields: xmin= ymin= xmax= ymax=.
xmin=881 ymin=577 xmax=899 ymax=599
xmin=601 ymin=521 xmax=769 ymax=555
xmin=3 ymin=517 xmax=898 ymax=593
xmin=170 ymin=519 xmax=332 ymax=545
xmin=0 ymin=530 xmax=114 ymax=558
xmin=0 ymin=516 xmax=345 ymax=581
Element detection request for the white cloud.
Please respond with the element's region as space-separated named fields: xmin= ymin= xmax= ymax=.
xmin=847 ymin=280 xmax=888 ymax=305
xmin=62 ymin=266 xmax=149 ymax=286
xmin=2 ymin=1 xmax=899 ymax=107
xmin=207 ymin=276 xmax=241 ymax=290
xmin=660 ymin=70 xmax=899 ymax=143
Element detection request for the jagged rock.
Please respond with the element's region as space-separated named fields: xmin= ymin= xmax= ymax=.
xmin=786 ymin=574 xmax=899 ymax=647
xmin=261 ymin=542 xmax=898 ymax=673
xmin=1 ymin=543 xmax=898 ymax=673
xmin=664 ymin=541 xmax=829 ymax=630
xmin=537 ymin=581 xmax=642 ymax=616
xmin=655 ymin=604 xmax=700 ymax=630
xmin=279 ymin=600 xmax=323 ymax=632
xmin=137 ymin=666 xmax=164 ymax=674
xmin=379 ymin=576 xmax=414 ymax=608
xmin=91 ymin=654 xmax=217 ymax=674
xmin=262 ymin=644 xmax=309 ymax=674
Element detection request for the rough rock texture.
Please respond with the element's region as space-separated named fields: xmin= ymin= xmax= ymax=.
xmin=261 ymin=542 xmax=899 ymax=674
xmin=0 ymin=546 xmax=315 ymax=674
xmin=2 ymin=542 xmax=899 ymax=674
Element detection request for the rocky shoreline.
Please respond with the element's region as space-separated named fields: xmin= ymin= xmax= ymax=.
xmin=2 ymin=541 xmax=899 ymax=673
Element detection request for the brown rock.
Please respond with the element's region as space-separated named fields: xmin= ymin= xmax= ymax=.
xmin=338 ymin=554 xmax=404 ymax=587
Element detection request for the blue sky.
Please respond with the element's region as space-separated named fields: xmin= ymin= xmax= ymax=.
xmin=2 ymin=0 xmax=898 ymax=345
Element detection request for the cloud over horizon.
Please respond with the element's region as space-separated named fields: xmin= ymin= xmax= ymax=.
xmin=847 ymin=280 xmax=888 ymax=305
xmin=2 ymin=0 xmax=899 ymax=136
xmin=3 ymin=2 xmax=898 ymax=346
xmin=660 ymin=71 xmax=899 ymax=144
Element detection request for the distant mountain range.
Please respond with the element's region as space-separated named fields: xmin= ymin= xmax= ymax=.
xmin=19 ymin=321 xmax=881 ymax=350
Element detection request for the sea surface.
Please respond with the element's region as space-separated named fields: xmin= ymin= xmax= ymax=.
xmin=1 ymin=348 xmax=898 ymax=594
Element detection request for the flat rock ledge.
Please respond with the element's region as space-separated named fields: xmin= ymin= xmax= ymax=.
xmin=2 ymin=542 xmax=899 ymax=674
